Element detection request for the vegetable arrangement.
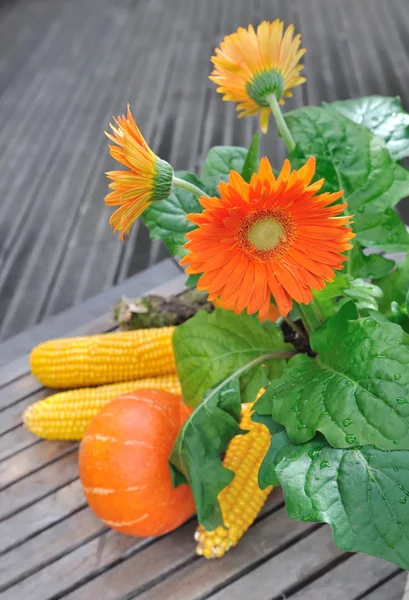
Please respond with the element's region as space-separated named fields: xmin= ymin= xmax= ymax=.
xmin=26 ymin=17 xmax=409 ymax=571
xmin=100 ymin=18 xmax=409 ymax=570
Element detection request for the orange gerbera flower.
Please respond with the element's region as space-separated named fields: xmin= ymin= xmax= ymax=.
xmin=180 ymin=157 xmax=354 ymax=317
xmin=105 ymin=106 xmax=173 ymax=240
xmin=210 ymin=20 xmax=306 ymax=133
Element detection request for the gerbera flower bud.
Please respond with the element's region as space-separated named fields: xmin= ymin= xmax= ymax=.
xmin=180 ymin=157 xmax=355 ymax=318
xmin=105 ymin=105 xmax=173 ymax=240
xmin=210 ymin=20 xmax=306 ymax=133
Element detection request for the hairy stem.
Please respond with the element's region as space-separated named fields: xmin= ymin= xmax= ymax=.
xmin=173 ymin=176 xmax=209 ymax=198
xmin=267 ymin=93 xmax=296 ymax=153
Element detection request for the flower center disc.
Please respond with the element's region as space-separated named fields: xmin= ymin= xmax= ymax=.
xmin=247 ymin=218 xmax=283 ymax=251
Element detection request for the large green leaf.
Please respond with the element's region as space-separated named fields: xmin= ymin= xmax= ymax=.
xmin=201 ymin=146 xmax=247 ymax=197
xmin=284 ymin=106 xmax=409 ymax=253
xmin=240 ymin=132 xmax=259 ymax=183
xmin=255 ymin=302 xmax=409 ymax=450
xmin=169 ymin=376 xmax=242 ymax=530
xmin=259 ymin=430 xmax=409 ymax=570
xmin=349 ymin=240 xmax=395 ymax=280
xmin=330 ymin=95 xmax=409 ymax=161
xmin=377 ymin=253 xmax=409 ymax=315
xmin=142 ymin=171 xmax=204 ymax=257
xmin=173 ymin=308 xmax=293 ymax=408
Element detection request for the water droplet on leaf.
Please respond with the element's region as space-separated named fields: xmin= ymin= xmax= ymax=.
xmin=397 ymin=397 xmax=408 ymax=405
xmin=298 ymin=423 xmax=307 ymax=430
xmin=345 ymin=434 xmax=356 ymax=444
xmin=394 ymin=373 xmax=402 ymax=380
xmin=364 ymin=318 xmax=371 ymax=325
xmin=399 ymin=497 xmax=407 ymax=504
xmin=320 ymin=460 xmax=330 ymax=470
xmin=308 ymin=448 xmax=321 ymax=460
xmin=382 ymin=493 xmax=387 ymax=500
xmin=393 ymin=467 xmax=399 ymax=472
xmin=343 ymin=419 xmax=353 ymax=427
xmin=320 ymin=411 xmax=330 ymax=418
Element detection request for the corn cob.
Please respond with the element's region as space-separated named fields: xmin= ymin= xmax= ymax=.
xmin=30 ymin=327 xmax=176 ymax=388
xmin=23 ymin=374 xmax=181 ymax=440
xmin=195 ymin=403 xmax=273 ymax=558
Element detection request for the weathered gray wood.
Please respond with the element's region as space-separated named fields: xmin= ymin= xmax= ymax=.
xmin=0 ymin=426 xmax=39 ymax=462
xmin=3 ymin=491 xmax=282 ymax=600
xmin=0 ymin=507 xmax=104 ymax=592
xmin=289 ymin=553 xmax=399 ymax=600
xmin=63 ymin=491 xmax=285 ymax=600
xmin=0 ymin=440 xmax=77 ymax=489
xmin=0 ymin=479 xmax=86 ymax=554
xmin=206 ymin=527 xmax=344 ymax=600
xmin=0 ymin=389 xmax=49 ymax=434
xmin=0 ymin=525 xmax=152 ymax=600
xmin=0 ymin=451 xmax=79 ymax=520
xmin=133 ymin=510 xmax=318 ymax=600
xmin=363 ymin=572 xmax=406 ymax=599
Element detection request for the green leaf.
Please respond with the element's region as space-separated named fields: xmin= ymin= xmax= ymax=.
xmin=343 ymin=278 xmax=383 ymax=312
xmin=284 ymin=106 xmax=409 ymax=253
xmin=185 ymin=273 xmax=201 ymax=288
xmin=313 ymin=275 xmax=350 ymax=320
xmin=330 ymin=95 xmax=409 ymax=161
xmin=377 ymin=253 xmax=409 ymax=315
xmin=266 ymin=433 xmax=409 ymax=570
xmin=251 ymin=413 xmax=287 ymax=488
xmin=173 ymin=308 xmax=292 ymax=408
xmin=241 ymin=132 xmax=260 ymax=183
xmin=313 ymin=274 xmax=383 ymax=318
xmin=201 ymin=146 xmax=247 ymax=197
xmin=142 ymin=171 xmax=204 ymax=257
xmin=349 ymin=240 xmax=395 ymax=279
xmin=169 ymin=377 xmax=242 ymax=530
xmin=255 ymin=302 xmax=409 ymax=449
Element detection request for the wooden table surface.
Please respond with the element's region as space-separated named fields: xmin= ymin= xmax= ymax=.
xmin=0 ymin=260 xmax=406 ymax=599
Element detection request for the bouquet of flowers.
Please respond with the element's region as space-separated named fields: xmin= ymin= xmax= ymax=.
xmin=104 ymin=20 xmax=409 ymax=568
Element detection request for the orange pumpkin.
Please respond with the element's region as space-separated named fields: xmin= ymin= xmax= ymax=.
xmin=79 ymin=389 xmax=195 ymax=537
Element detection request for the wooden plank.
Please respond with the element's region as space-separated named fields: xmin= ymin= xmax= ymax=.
xmin=0 ymin=376 xmax=44 ymax=410
xmin=0 ymin=388 xmax=48 ymax=434
xmin=0 ymin=427 xmax=39 ymax=462
xmin=63 ymin=490 xmax=285 ymax=600
xmin=0 ymin=507 xmax=104 ymax=593
xmin=0 ymin=479 xmax=86 ymax=554
xmin=205 ymin=527 xmax=344 ymax=600
xmin=0 ymin=440 xmax=77 ymax=489
xmin=3 ymin=491 xmax=283 ymax=600
xmin=0 ymin=525 xmax=153 ymax=600
xmin=0 ymin=451 xmax=79 ymax=520
xmin=289 ymin=553 xmax=399 ymax=600
xmin=129 ymin=509 xmax=318 ymax=600
xmin=363 ymin=572 xmax=406 ymax=600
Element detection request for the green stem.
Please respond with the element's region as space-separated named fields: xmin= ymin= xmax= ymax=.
xmin=266 ymin=93 xmax=296 ymax=153
xmin=173 ymin=176 xmax=209 ymax=198
xmin=296 ymin=301 xmax=322 ymax=334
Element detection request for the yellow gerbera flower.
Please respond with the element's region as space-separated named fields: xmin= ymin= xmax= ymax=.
xmin=210 ymin=20 xmax=306 ymax=133
xmin=105 ymin=106 xmax=173 ymax=240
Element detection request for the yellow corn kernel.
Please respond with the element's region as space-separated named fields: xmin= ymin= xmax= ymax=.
xmin=30 ymin=327 xmax=176 ymax=388
xmin=195 ymin=403 xmax=273 ymax=559
xmin=23 ymin=374 xmax=181 ymax=440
